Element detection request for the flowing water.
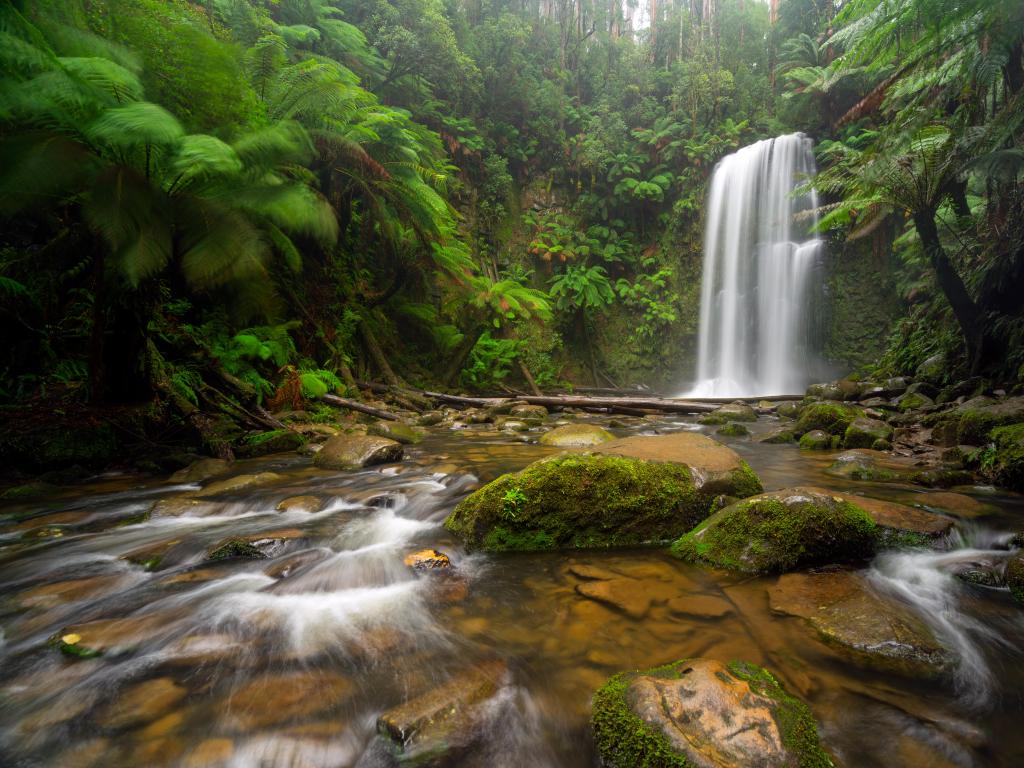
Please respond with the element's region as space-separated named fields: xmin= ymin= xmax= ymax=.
xmin=2 ymin=416 xmax=1024 ymax=767
xmin=687 ymin=133 xmax=825 ymax=398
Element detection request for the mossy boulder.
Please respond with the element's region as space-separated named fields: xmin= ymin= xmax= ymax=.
xmin=697 ymin=412 xmax=728 ymax=425
xmin=367 ymin=420 xmax=424 ymax=444
xmin=799 ymin=430 xmax=834 ymax=451
xmin=313 ymin=434 xmax=404 ymax=469
xmin=757 ymin=427 xmax=796 ymax=444
xmin=538 ymin=423 xmax=615 ymax=448
xmin=1006 ymin=552 xmax=1024 ymax=604
xmin=843 ymin=416 xmax=894 ymax=449
xmin=775 ymin=401 xmax=802 ymax=419
xmin=671 ymin=488 xmax=877 ymax=574
xmin=510 ymin=404 xmax=548 ymax=420
xmin=806 ymin=381 xmax=845 ymax=401
xmin=445 ymin=454 xmax=703 ymax=552
xmin=822 ymin=489 xmax=954 ymax=546
xmin=710 ymin=402 xmax=757 ymax=422
xmin=236 ymin=429 xmax=305 ymax=458
xmin=794 ymin=402 xmax=861 ymax=437
xmin=717 ymin=422 xmax=750 ymax=437
xmin=199 ymin=471 xmax=284 ymax=496
xmin=591 ymin=658 xmax=833 ymax=768
xmin=593 ymin=433 xmax=763 ymax=500
xmin=825 ymin=450 xmax=900 ymax=481
xmin=943 ymin=396 xmax=1024 ymax=445
xmin=988 ymin=423 xmax=1024 ymax=491
xmin=897 ymin=391 xmax=934 ymax=412
xmin=206 ymin=538 xmax=267 ymax=561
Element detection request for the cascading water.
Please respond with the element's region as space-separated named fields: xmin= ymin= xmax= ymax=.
xmin=686 ymin=133 xmax=823 ymax=398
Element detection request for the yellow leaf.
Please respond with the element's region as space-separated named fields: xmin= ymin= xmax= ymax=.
xmin=61 ymin=633 xmax=81 ymax=645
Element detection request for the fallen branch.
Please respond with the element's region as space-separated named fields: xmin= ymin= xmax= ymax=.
xmin=321 ymin=393 xmax=399 ymax=421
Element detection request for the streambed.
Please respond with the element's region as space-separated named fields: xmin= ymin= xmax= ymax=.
xmin=1 ymin=415 xmax=1023 ymax=767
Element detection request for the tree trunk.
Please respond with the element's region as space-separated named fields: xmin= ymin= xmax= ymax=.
xmin=912 ymin=209 xmax=987 ymax=371
xmin=360 ymin=320 xmax=403 ymax=387
xmin=519 ymin=359 xmax=543 ymax=396
xmin=441 ymin=324 xmax=487 ymax=386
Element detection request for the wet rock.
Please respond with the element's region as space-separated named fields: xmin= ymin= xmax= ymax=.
xmin=593 ymin=433 xmax=763 ymax=499
xmin=403 ymin=548 xmax=452 ymax=570
xmin=150 ymin=496 xmax=218 ymax=518
xmin=236 ymin=430 xmax=305 ymax=458
xmin=276 ymin=495 xmax=322 ymax=513
xmin=916 ymin=354 xmax=946 ymax=384
xmin=806 ymin=381 xmax=845 ymax=401
xmin=1007 ymin=552 xmax=1024 ymax=604
xmin=377 ymin=661 xmax=507 ymax=764
xmin=99 ymin=677 xmax=187 ymax=729
xmin=591 ymin=658 xmax=833 ymax=768
xmin=199 ymin=472 xmax=284 ymax=496
xmin=225 ymin=671 xmax=352 ymax=730
xmin=169 ymin=458 xmax=231 ymax=484
xmin=826 ymin=450 xmax=901 ymax=481
xmin=916 ymin=491 xmax=994 ymax=518
xmin=825 ymin=491 xmax=953 ymax=545
xmin=162 ymin=633 xmax=251 ymax=667
xmin=986 ymin=423 xmax=1024 ymax=491
xmin=186 ymin=739 xmax=234 ymax=768
xmin=672 ymin=487 xmax=877 ymax=574
xmin=368 ymin=420 xmax=424 ymax=444
xmin=121 ymin=538 xmax=185 ymax=571
xmin=950 ymin=557 xmax=1004 ymax=588
xmin=910 ymin=467 xmax=975 ymax=488
xmin=712 ymin=402 xmax=758 ymax=422
xmin=844 ymin=416 xmax=894 ymax=449
xmin=775 ymin=400 xmax=801 ymax=419
xmin=769 ymin=570 xmax=950 ymax=675
xmin=897 ymin=391 xmax=935 ymax=412
xmin=417 ymin=411 xmax=445 ymax=426
xmin=510 ymin=404 xmax=548 ymax=420
xmin=445 ymin=435 xmax=761 ymax=552
xmin=799 ymin=429 xmax=834 ymax=450
xmin=665 ymin=595 xmax=733 ymax=619
xmin=938 ymin=395 xmax=1024 ymax=445
xmin=716 ymin=422 xmax=750 ymax=437
xmin=757 ymin=426 xmax=796 ymax=444
xmin=205 ymin=538 xmax=266 ymax=561
xmin=794 ymin=401 xmax=861 ymax=436
xmin=538 ymin=423 xmax=615 ymax=447
xmin=567 ymin=563 xmax=621 ymax=581
xmin=493 ymin=416 xmax=534 ymax=432
xmin=15 ymin=575 xmax=125 ymax=610
xmin=576 ymin=578 xmax=651 ymax=619
xmin=312 ymin=434 xmax=404 ymax=470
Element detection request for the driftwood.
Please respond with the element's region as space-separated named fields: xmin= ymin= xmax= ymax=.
xmin=321 ymin=393 xmax=400 ymax=421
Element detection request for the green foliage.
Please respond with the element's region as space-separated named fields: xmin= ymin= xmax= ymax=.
xmin=460 ymin=332 xmax=519 ymax=390
xmin=500 ymin=487 xmax=527 ymax=520
xmin=549 ymin=265 xmax=615 ymax=314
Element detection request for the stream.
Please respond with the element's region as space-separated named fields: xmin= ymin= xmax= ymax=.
xmin=2 ymin=414 xmax=1023 ymax=767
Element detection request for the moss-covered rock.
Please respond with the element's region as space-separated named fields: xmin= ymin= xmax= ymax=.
xmin=775 ymin=401 xmax=802 ymax=419
xmin=825 ymin=450 xmax=900 ymax=481
xmin=697 ymin=412 xmax=728 ymax=425
xmin=910 ymin=468 xmax=975 ymax=488
xmin=799 ymin=430 xmax=833 ymax=451
xmin=313 ymin=434 xmax=404 ymax=469
xmin=897 ymin=391 xmax=934 ymax=412
xmin=538 ymin=423 xmax=615 ymax=448
xmin=710 ymin=402 xmax=758 ymax=422
xmin=952 ymin=396 xmax=1024 ymax=445
xmin=591 ymin=658 xmax=833 ymax=768
xmin=987 ymin=423 xmax=1024 ymax=491
xmin=510 ymin=404 xmax=548 ymax=420
xmin=367 ymin=420 xmax=424 ymax=444
xmin=671 ymin=488 xmax=877 ymax=574
xmin=794 ymin=402 xmax=861 ymax=437
xmin=236 ymin=429 xmax=305 ymax=457
xmin=444 ymin=454 xmax=703 ymax=552
xmin=843 ymin=417 xmax=893 ymax=449
xmin=806 ymin=382 xmax=845 ymax=401
xmin=716 ymin=422 xmax=750 ymax=437
xmin=757 ymin=427 xmax=796 ymax=444
xmin=206 ymin=538 xmax=266 ymax=561
xmin=1007 ymin=552 xmax=1024 ymax=604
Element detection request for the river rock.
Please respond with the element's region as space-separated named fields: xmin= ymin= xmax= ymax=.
xmin=58 ymin=613 xmax=170 ymax=656
xmin=775 ymin=400 xmax=802 ymax=419
xmin=897 ymin=391 xmax=935 ymax=412
xmin=445 ymin=435 xmax=761 ymax=552
xmin=403 ymin=549 xmax=452 ymax=569
xmin=672 ymin=487 xmax=877 ymax=574
xmin=367 ymin=420 xmax=423 ymax=444
xmin=712 ymin=402 xmax=758 ymax=422
xmin=567 ymin=563 xmax=621 ymax=581
xmin=665 ymin=594 xmax=734 ymax=619
xmin=794 ymin=401 xmax=861 ymax=436
xmin=591 ymin=658 xmax=833 ymax=768
xmin=768 ymin=570 xmax=950 ymax=675
xmin=377 ymin=661 xmax=507 ymax=764
xmin=844 ymin=416 xmax=894 ymax=449
xmin=823 ymin=491 xmax=954 ymax=545
xmin=915 ymin=491 xmax=994 ymax=518
xmin=276 ymin=495 xmax=322 ymax=513
xmin=1007 ymin=552 xmax=1024 ymax=604
xmin=312 ymin=434 xmax=404 ymax=470
xmin=986 ymin=423 xmax=1024 ymax=491
xmin=199 ymin=472 xmax=284 ymax=496
xmin=538 ymin=423 xmax=615 ymax=447
xmin=806 ymin=381 xmax=845 ymax=401
xmin=225 ymin=671 xmax=352 ymax=730
xmin=826 ymin=449 xmax=902 ymax=481
xmin=169 ymin=458 xmax=231 ymax=484
xmin=575 ymin=578 xmax=652 ymax=619
xmin=716 ymin=422 xmax=750 ymax=437
xmin=916 ymin=353 xmax=946 ymax=384
xmin=799 ymin=429 xmax=834 ymax=450
xmin=757 ymin=426 xmax=796 ymax=444
xmin=15 ymin=575 xmax=125 ymax=610
xmin=99 ymin=677 xmax=187 ymax=729
xmin=510 ymin=404 xmax=548 ymax=420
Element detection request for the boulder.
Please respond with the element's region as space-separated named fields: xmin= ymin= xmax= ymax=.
xmin=915 ymin=353 xmax=946 ymax=384
xmin=591 ymin=659 xmax=833 ymax=768
xmin=1007 ymin=552 xmax=1024 ymax=604
xmin=799 ymin=430 xmax=834 ymax=451
xmin=593 ymin=433 xmax=763 ymax=500
xmin=826 ymin=450 xmax=901 ymax=481
xmin=710 ymin=402 xmax=757 ymax=422
xmin=312 ymin=434 xmax=404 ymax=470
xmin=756 ymin=426 xmax=796 ymax=444
xmin=236 ymin=429 xmax=305 ymax=458
xmin=769 ymin=570 xmax=950 ymax=675
xmin=822 ymin=490 xmax=954 ymax=546
xmin=775 ymin=401 xmax=802 ymax=419
xmin=403 ymin=549 xmax=452 ymax=570
xmin=377 ymin=661 xmax=506 ymax=764
xmin=275 ymin=495 xmax=322 ymax=513
xmin=844 ymin=417 xmax=894 ymax=449
xmin=986 ymin=423 xmax=1024 ymax=491
xmin=897 ymin=391 xmax=934 ymax=412
xmin=510 ymin=404 xmax=548 ymax=420
xmin=806 ymin=381 xmax=845 ymax=401
xmin=538 ymin=423 xmax=615 ymax=448
xmin=199 ymin=472 xmax=284 ymax=496
xmin=794 ymin=402 xmax=861 ymax=436
xmin=368 ymin=421 xmax=424 ymax=445
xmin=930 ymin=396 xmax=1024 ymax=445
xmin=672 ymin=488 xmax=877 ymax=574
xmin=716 ymin=422 xmax=750 ymax=437
xmin=169 ymin=458 xmax=231 ymax=484
xmin=576 ymin=578 xmax=653 ymax=619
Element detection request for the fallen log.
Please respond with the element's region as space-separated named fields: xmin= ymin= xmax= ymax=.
xmin=321 ymin=393 xmax=399 ymax=421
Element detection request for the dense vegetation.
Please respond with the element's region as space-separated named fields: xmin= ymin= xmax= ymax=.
xmin=0 ymin=0 xmax=1021 ymax=467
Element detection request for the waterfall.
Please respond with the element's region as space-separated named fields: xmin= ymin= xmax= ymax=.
xmin=685 ymin=133 xmax=823 ymax=398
